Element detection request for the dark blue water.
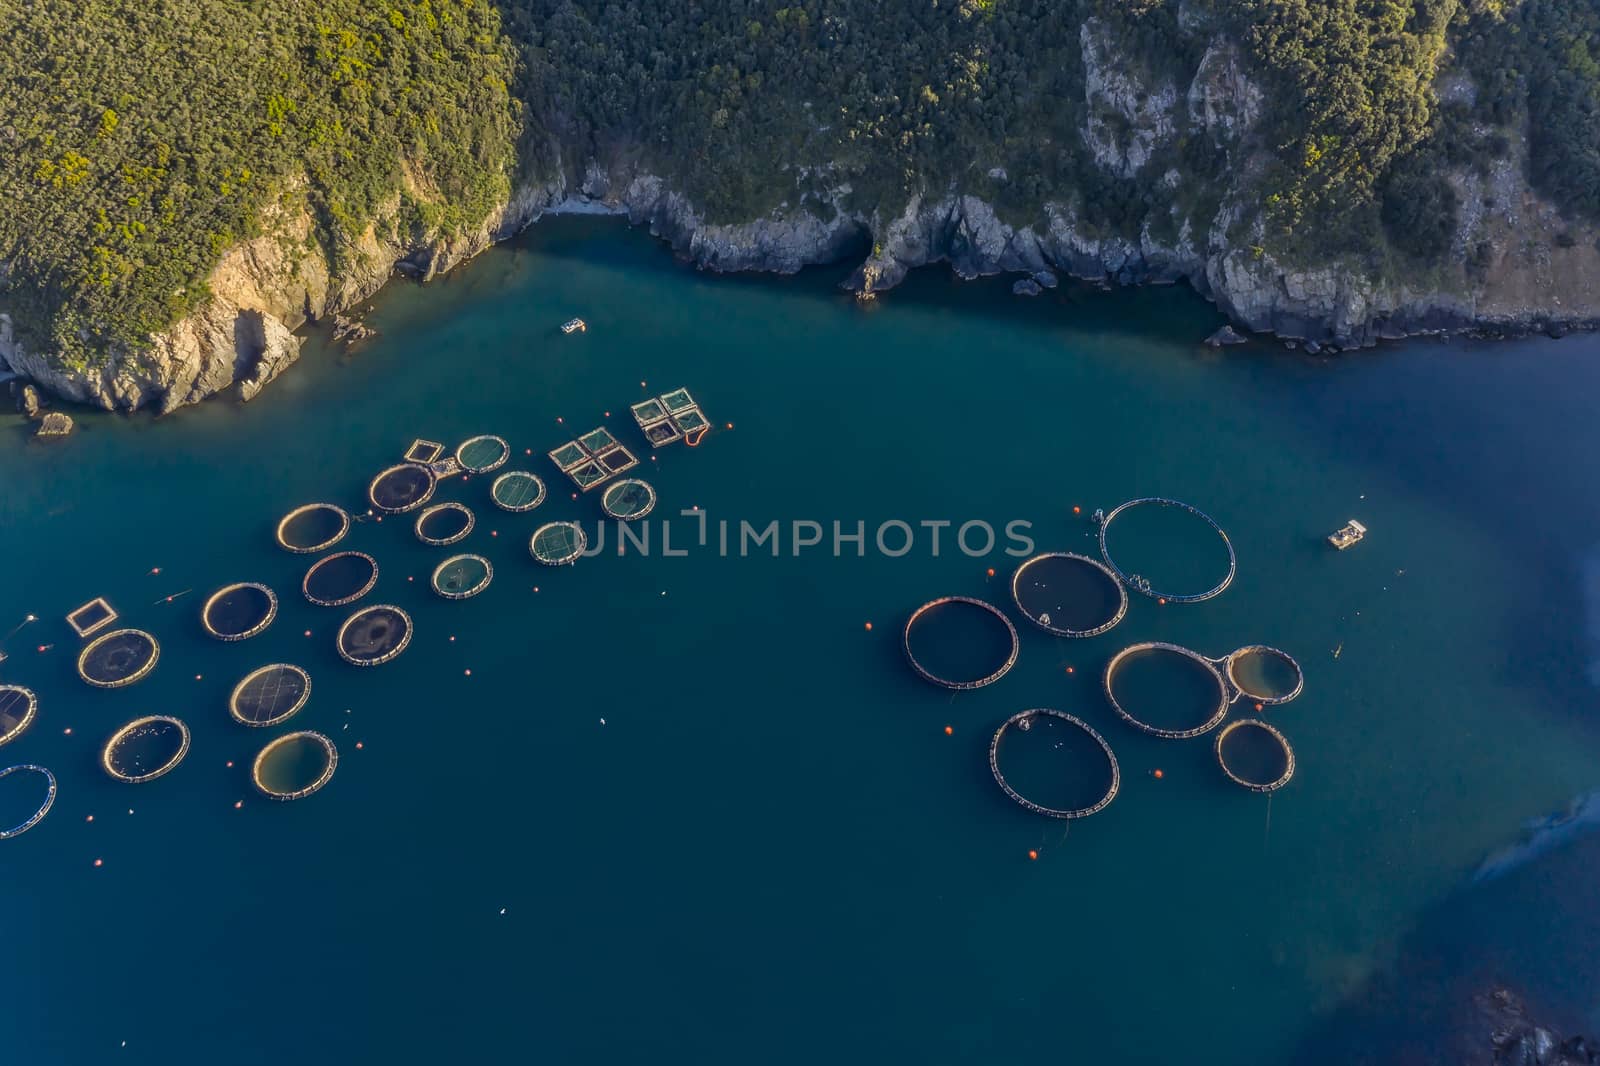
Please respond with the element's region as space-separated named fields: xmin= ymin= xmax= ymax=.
xmin=2 ymin=217 xmax=1599 ymax=1063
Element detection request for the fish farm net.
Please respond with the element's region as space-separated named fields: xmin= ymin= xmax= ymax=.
xmin=432 ymin=554 xmax=493 ymax=600
xmin=78 ymin=629 xmax=160 ymax=689
xmin=201 ymin=582 xmax=278 ymax=641
xmin=0 ymin=686 xmax=37 ymax=748
xmin=601 ymin=478 xmax=657 ymax=521
xmin=302 ymin=551 xmax=379 ymax=607
xmin=902 ymin=597 xmax=1020 ymax=690
xmin=229 ymin=664 xmax=312 ymax=727
xmin=101 ymin=715 xmax=191 ymax=783
xmin=491 ymin=471 xmax=546 ymax=512
xmin=1215 ymin=719 xmax=1296 ymax=792
xmin=0 ymin=765 xmax=56 ymax=840
xmin=989 ymin=710 xmax=1120 ymax=819
xmin=252 ymin=731 xmax=338 ymax=801
xmin=66 ymin=597 xmax=118 ymax=638
xmin=336 ymin=605 xmax=413 ymax=666
xmin=1010 ymin=553 xmax=1128 ymax=637
xmin=415 ymin=502 xmax=475 ymax=546
xmin=530 ymin=522 xmax=587 ymax=566
xmin=456 ymin=434 xmax=510 ymax=473
xmin=1224 ymin=646 xmax=1305 ymax=706
xmin=367 ymin=463 xmax=437 ymax=514
xmin=1097 ymin=498 xmax=1236 ymax=604
xmin=275 ymin=503 xmax=351 ymax=553
xmin=1103 ymin=642 xmax=1229 ymax=738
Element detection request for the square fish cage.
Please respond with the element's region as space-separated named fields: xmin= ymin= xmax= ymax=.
xmin=66 ymin=597 xmax=119 ymax=639
xmin=632 ymin=388 xmax=708 ymax=448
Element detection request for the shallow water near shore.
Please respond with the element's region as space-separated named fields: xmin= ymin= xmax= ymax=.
xmin=3 ymin=216 xmax=1600 ymax=1064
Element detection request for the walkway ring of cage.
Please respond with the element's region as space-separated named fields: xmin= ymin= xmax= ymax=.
xmin=601 ymin=478 xmax=657 ymax=521
xmin=201 ymin=582 xmax=278 ymax=641
xmin=229 ymin=664 xmax=313 ymax=727
xmin=902 ymin=596 xmax=1021 ymax=690
xmin=302 ymin=551 xmax=379 ymax=607
xmin=1097 ymin=497 xmax=1237 ymax=604
xmin=367 ymin=462 xmax=438 ymax=514
xmin=77 ymin=628 xmax=161 ymax=689
xmin=432 ymin=554 xmax=494 ymax=600
xmin=0 ymin=765 xmax=56 ymax=840
xmin=1215 ymin=718 xmax=1297 ymax=792
xmin=1223 ymin=645 xmax=1306 ymax=706
xmin=100 ymin=715 xmax=191 ymax=784
xmin=0 ymin=686 xmax=38 ymax=748
xmin=456 ymin=434 xmax=511 ymax=474
xmin=414 ymin=501 xmax=476 ymax=546
xmin=989 ymin=709 xmax=1121 ymax=819
xmin=1102 ymin=641 xmax=1231 ymax=739
xmin=490 ymin=471 xmax=546 ymax=513
xmin=1010 ymin=552 xmax=1129 ymax=637
xmin=530 ymin=521 xmax=588 ymax=566
xmin=275 ymin=502 xmax=351 ymax=553
xmin=252 ymin=731 xmax=338 ymax=801
xmin=336 ymin=604 xmax=414 ymax=666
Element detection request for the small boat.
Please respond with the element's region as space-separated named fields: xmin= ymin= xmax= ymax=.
xmin=561 ymin=318 xmax=587 ymax=334
xmin=1328 ymin=520 xmax=1367 ymax=550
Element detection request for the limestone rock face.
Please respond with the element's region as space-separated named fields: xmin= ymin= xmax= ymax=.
xmin=1187 ymin=39 xmax=1264 ymax=144
xmin=35 ymin=411 xmax=73 ymax=437
xmin=1080 ymin=18 xmax=1178 ymax=177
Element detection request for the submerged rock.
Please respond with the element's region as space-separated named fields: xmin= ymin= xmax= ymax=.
xmin=331 ymin=314 xmax=378 ymax=348
xmin=35 ymin=411 xmax=73 ymax=437
xmin=1481 ymin=988 xmax=1597 ymax=1065
xmin=15 ymin=381 xmax=41 ymax=416
xmin=1203 ymin=324 xmax=1247 ymax=347
xmin=1012 ymin=278 xmax=1043 ymax=297
xmin=1033 ymin=270 xmax=1060 ymax=289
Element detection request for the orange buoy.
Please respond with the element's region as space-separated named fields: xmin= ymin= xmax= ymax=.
xmin=194 ymin=674 xmax=202 ymax=681
xmin=1073 ymin=506 xmax=1081 ymax=515
xmin=986 ymin=568 xmax=995 ymax=577
xmin=1153 ymin=768 xmax=1165 ymax=779
xmin=356 ymin=741 xmax=364 ymax=749
xmin=464 ymin=669 xmax=472 ymax=677
xmin=1158 ymin=597 xmax=1167 ymax=605
xmin=725 ymin=422 xmax=733 ymax=429
xmin=234 ymin=800 xmax=243 ymax=809
xmin=491 ymin=530 xmax=499 ymax=537
xmin=94 ymin=858 xmax=103 ymax=867
xmin=226 ymin=761 xmax=233 ymax=768
xmin=85 ymin=814 xmax=94 ymax=822
xmin=303 ymin=630 xmax=312 ymax=637
xmin=944 ymin=725 xmax=953 ymax=736
xmin=864 ymin=622 xmax=873 ymax=631
xmin=1255 ymin=703 xmax=1264 ymax=712
xmin=557 ymin=416 xmax=564 ymax=423
xmin=1066 ymin=666 xmax=1075 ymax=674
xmin=150 ymin=567 xmax=162 ymax=575
xmin=1027 ymin=850 xmax=1039 ymax=861
xmin=605 ymin=411 xmax=611 ymax=417
xmin=63 ymin=728 xmax=72 ymax=736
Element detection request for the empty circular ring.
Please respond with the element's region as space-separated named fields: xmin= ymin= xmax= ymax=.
xmin=0 ymin=686 xmax=38 ymax=748
xmin=77 ymin=629 xmax=160 ymax=689
xmin=0 ymin=765 xmax=56 ymax=840
xmin=201 ymin=582 xmax=278 ymax=641
xmin=1097 ymin=497 xmax=1236 ymax=603
xmin=229 ymin=664 xmax=312 ymax=727
xmin=1103 ymin=642 xmax=1229 ymax=738
xmin=302 ymin=551 xmax=379 ymax=607
xmin=1224 ymin=645 xmax=1305 ymax=706
xmin=601 ymin=478 xmax=657 ymax=521
xmin=1010 ymin=552 xmax=1128 ymax=637
xmin=368 ymin=463 xmax=437 ymax=514
xmin=456 ymin=434 xmax=510 ymax=473
xmin=101 ymin=715 xmax=191 ymax=783
xmin=414 ymin=501 xmax=475 ymax=546
xmin=336 ymin=604 xmax=413 ymax=666
xmin=275 ymin=502 xmax=351 ymax=553
xmin=491 ymin=470 xmax=546 ymax=512
xmin=1215 ymin=719 xmax=1296 ymax=792
xmin=989 ymin=709 xmax=1120 ymax=819
xmin=530 ymin=521 xmax=587 ymax=566
xmin=902 ymin=597 xmax=1019 ymax=690
xmin=432 ymin=554 xmax=494 ymax=600
xmin=252 ymin=731 xmax=338 ymax=801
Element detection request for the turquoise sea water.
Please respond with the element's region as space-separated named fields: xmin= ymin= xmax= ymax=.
xmin=3 ymin=217 xmax=1599 ymax=1064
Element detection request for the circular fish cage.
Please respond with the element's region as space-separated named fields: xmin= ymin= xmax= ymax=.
xmin=0 ymin=686 xmax=38 ymax=748
xmin=989 ymin=710 xmax=1120 ymax=819
xmin=77 ymin=629 xmax=160 ymax=689
xmin=201 ymin=582 xmax=278 ymax=641
xmin=101 ymin=715 xmax=191 ymax=783
xmin=1224 ymin=645 xmax=1305 ymax=706
xmin=302 ymin=551 xmax=379 ymax=607
xmin=491 ymin=470 xmax=546 ymax=512
xmin=336 ymin=604 xmax=413 ymax=666
xmin=415 ymin=502 xmax=475 ymax=546
xmin=530 ymin=521 xmax=587 ymax=566
xmin=252 ymin=731 xmax=338 ymax=801
xmin=456 ymin=434 xmax=510 ymax=474
xmin=600 ymin=479 xmax=657 ymax=521
xmin=367 ymin=462 xmax=437 ymax=514
xmin=229 ymin=664 xmax=312 ymax=727
xmin=0 ymin=765 xmax=57 ymax=840
xmin=1010 ymin=553 xmax=1128 ymax=637
xmin=902 ymin=597 xmax=1020 ymax=690
xmin=1215 ymin=719 xmax=1296 ymax=792
xmin=1097 ymin=498 xmax=1237 ymax=604
xmin=432 ymin=554 xmax=493 ymax=600
xmin=275 ymin=502 xmax=350 ymax=553
xmin=1103 ymin=642 xmax=1229 ymax=738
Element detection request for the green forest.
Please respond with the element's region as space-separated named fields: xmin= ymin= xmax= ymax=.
xmin=1 ymin=0 xmax=1597 ymax=368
